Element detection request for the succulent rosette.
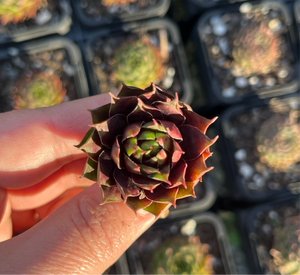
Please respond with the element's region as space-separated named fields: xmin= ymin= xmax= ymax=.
xmin=76 ymin=83 xmax=218 ymax=217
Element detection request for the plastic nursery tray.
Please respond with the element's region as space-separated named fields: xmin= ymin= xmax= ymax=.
xmin=0 ymin=37 xmax=89 ymax=112
xmin=194 ymin=1 xmax=299 ymax=106
xmin=84 ymin=18 xmax=193 ymax=105
xmin=236 ymin=195 xmax=300 ymax=274
xmin=126 ymin=212 xmax=237 ymax=274
xmin=295 ymin=0 xmax=300 ymax=36
xmin=73 ymin=0 xmax=171 ymax=27
xmin=0 ymin=0 xmax=72 ymax=44
xmin=168 ymin=174 xmax=216 ymax=218
xmin=216 ymin=93 xmax=300 ymax=202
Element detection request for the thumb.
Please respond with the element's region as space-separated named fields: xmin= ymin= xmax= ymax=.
xmin=0 ymin=183 xmax=156 ymax=274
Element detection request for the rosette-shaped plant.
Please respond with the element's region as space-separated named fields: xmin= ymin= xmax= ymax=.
xmin=76 ymin=83 xmax=218 ymax=216
xmin=101 ymin=0 xmax=137 ymax=7
xmin=0 ymin=0 xmax=43 ymax=25
xmin=269 ymin=216 xmax=300 ymax=275
xmin=152 ymin=236 xmax=214 ymax=274
xmin=112 ymin=38 xmax=165 ymax=89
xmin=232 ymin=23 xmax=280 ymax=77
xmin=13 ymin=73 xmax=66 ymax=109
xmin=256 ymin=116 xmax=300 ymax=172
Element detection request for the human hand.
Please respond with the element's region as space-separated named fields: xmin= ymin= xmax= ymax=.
xmin=0 ymin=94 xmax=157 ymax=274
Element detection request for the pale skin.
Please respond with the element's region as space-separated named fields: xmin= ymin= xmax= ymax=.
xmin=0 ymin=93 xmax=159 ymax=273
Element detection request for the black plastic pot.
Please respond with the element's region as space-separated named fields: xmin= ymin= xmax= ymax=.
xmin=237 ymin=195 xmax=299 ymax=274
xmin=0 ymin=0 xmax=72 ymax=44
xmin=0 ymin=37 xmax=89 ymax=112
xmin=194 ymin=1 xmax=299 ymax=106
xmin=216 ymin=93 xmax=300 ymax=202
xmin=84 ymin=18 xmax=193 ymax=104
xmin=126 ymin=212 xmax=237 ymax=274
xmin=168 ymin=175 xmax=216 ymax=218
xmin=73 ymin=0 xmax=170 ymax=27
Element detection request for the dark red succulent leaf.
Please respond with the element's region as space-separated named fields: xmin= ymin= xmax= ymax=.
xmin=92 ymin=114 xmax=128 ymax=148
xmin=168 ymin=159 xmax=187 ymax=189
xmin=81 ymin=157 xmax=98 ymax=181
xmin=88 ymin=104 xmax=110 ymax=124
xmin=111 ymin=136 xmax=125 ymax=169
xmin=176 ymin=181 xmax=197 ymax=199
xmin=182 ymin=109 xmax=218 ymax=134
xmin=185 ymin=154 xmax=214 ymax=182
xmin=75 ymin=128 xmax=102 ymax=161
xmin=113 ymin=169 xmax=141 ymax=200
xmin=179 ymin=125 xmax=218 ymax=161
xmin=132 ymin=174 xmax=161 ymax=192
xmin=144 ymin=185 xmax=178 ymax=206
xmin=109 ymin=94 xmax=138 ymax=117
xmin=101 ymin=185 xmax=123 ymax=204
xmin=153 ymin=94 xmax=186 ymax=126
xmin=77 ymin=82 xmax=218 ymax=218
xmin=98 ymin=150 xmax=116 ymax=186
xmin=126 ymin=197 xmax=152 ymax=212
xmin=159 ymin=120 xmax=183 ymax=141
xmin=143 ymin=201 xmax=170 ymax=217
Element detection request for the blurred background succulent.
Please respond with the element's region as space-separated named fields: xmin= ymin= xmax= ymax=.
xmin=101 ymin=0 xmax=137 ymax=7
xmin=152 ymin=236 xmax=215 ymax=274
xmin=112 ymin=36 xmax=165 ymax=89
xmin=256 ymin=116 xmax=300 ymax=172
xmin=0 ymin=0 xmax=44 ymax=25
xmin=232 ymin=23 xmax=281 ymax=77
xmin=13 ymin=72 xmax=66 ymax=109
xmin=269 ymin=215 xmax=300 ymax=275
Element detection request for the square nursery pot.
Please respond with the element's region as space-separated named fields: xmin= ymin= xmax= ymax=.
xmin=126 ymin=212 xmax=237 ymax=274
xmin=168 ymin=174 xmax=216 ymax=218
xmin=0 ymin=37 xmax=88 ymax=113
xmin=217 ymin=93 xmax=300 ymax=202
xmin=84 ymin=18 xmax=193 ymax=104
xmin=73 ymin=0 xmax=171 ymax=27
xmin=237 ymin=196 xmax=300 ymax=274
xmin=0 ymin=0 xmax=72 ymax=44
xmin=195 ymin=1 xmax=299 ymax=106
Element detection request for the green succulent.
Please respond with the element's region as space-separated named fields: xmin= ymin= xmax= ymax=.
xmin=232 ymin=23 xmax=280 ymax=77
xmin=112 ymin=38 xmax=165 ymax=89
xmin=13 ymin=73 xmax=66 ymax=109
xmin=0 ymin=0 xmax=44 ymax=25
xmin=256 ymin=116 xmax=300 ymax=172
xmin=152 ymin=236 xmax=215 ymax=274
xmin=270 ymin=215 xmax=300 ymax=275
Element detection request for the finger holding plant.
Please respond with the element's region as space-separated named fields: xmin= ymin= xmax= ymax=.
xmin=76 ymin=83 xmax=218 ymax=217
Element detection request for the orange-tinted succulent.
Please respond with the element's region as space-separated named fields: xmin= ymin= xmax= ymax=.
xmin=101 ymin=0 xmax=137 ymax=7
xmin=13 ymin=72 xmax=66 ymax=109
xmin=232 ymin=23 xmax=281 ymax=76
xmin=0 ymin=0 xmax=44 ymax=25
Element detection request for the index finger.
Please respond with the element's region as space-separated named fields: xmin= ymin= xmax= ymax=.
xmin=0 ymin=93 xmax=113 ymax=189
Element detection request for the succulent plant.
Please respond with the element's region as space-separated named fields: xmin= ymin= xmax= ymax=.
xmin=256 ymin=116 xmax=300 ymax=172
xmin=13 ymin=73 xmax=66 ymax=109
xmin=0 ymin=0 xmax=44 ymax=25
xmin=101 ymin=0 xmax=137 ymax=7
xmin=269 ymin=215 xmax=300 ymax=275
xmin=152 ymin=236 xmax=215 ymax=274
xmin=232 ymin=23 xmax=281 ymax=77
xmin=76 ymin=83 xmax=218 ymax=217
xmin=112 ymin=37 xmax=165 ymax=89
